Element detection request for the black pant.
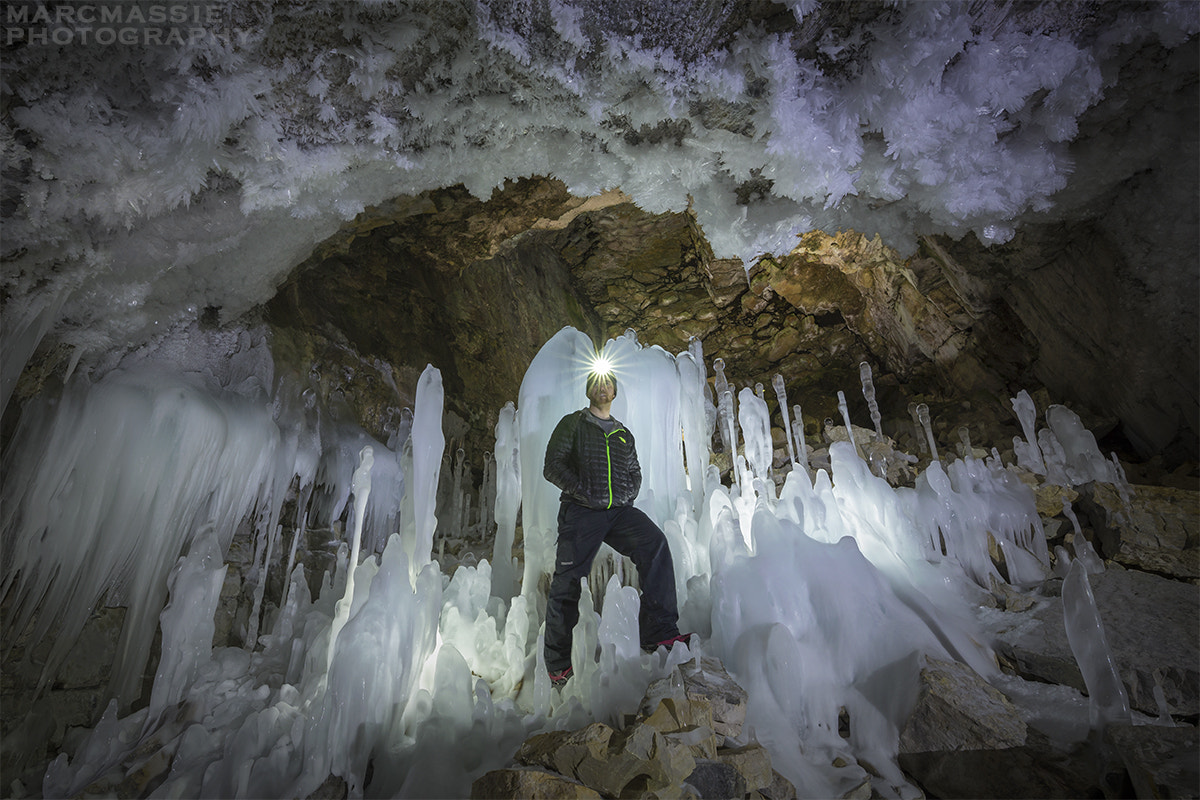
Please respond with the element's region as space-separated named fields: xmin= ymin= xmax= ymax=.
xmin=544 ymin=502 xmax=680 ymax=672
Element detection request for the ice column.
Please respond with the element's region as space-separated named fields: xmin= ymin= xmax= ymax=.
xmin=492 ymin=402 xmax=520 ymax=602
xmin=859 ymin=362 xmax=883 ymax=440
xmin=772 ymin=374 xmax=796 ymax=467
xmin=1062 ymin=560 xmax=1130 ymax=730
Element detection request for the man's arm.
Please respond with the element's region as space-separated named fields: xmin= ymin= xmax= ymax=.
xmin=543 ymin=412 xmax=581 ymax=495
xmin=627 ymin=432 xmax=642 ymax=498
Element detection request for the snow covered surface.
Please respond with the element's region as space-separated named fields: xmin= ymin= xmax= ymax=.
xmin=3 ymin=1 xmax=1198 ymax=403
xmin=3 ymin=323 xmax=1149 ymax=799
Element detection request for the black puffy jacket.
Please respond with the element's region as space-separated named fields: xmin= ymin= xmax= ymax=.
xmin=543 ymin=409 xmax=642 ymax=510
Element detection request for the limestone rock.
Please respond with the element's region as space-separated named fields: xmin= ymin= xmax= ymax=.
xmin=679 ymin=656 xmax=749 ymax=739
xmin=899 ymin=730 xmax=1102 ymax=799
xmin=1104 ymin=722 xmax=1200 ymax=800
xmin=1034 ymin=483 xmax=1079 ymax=518
xmin=987 ymin=573 xmax=1037 ymax=613
xmin=759 ymin=769 xmax=799 ymax=800
xmin=471 ymin=767 xmax=603 ymax=799
xmin=684 ymin=759 xmax=747 ymax=800
xmin=717 ymin=743 xmax=774 ymax=791
xmin=516 ymin=722 xmax=615 ymax=778
xmin=515 ymin=720 xmax=697 ymax=799
xmin=305 ymin=774 xmax=349 ymax=800
xmin=1077 ymin=482 xmax=1200 ymax=580
xmin=899 ymin=657 xmax=1027 ymax=754
xmin=994 ymin=568 xmax=1200 ymax=717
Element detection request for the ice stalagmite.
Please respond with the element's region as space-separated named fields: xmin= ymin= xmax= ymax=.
xmin=859 ymin=362 xmax=883 ymax=440
xmin=773 ymin=374 xmax=797 ymax=467
xmin=677 ymin=345 xmax=711 ymax=517
xmin=793 ymin=403 xmax=810 ymax=476
xmin=327 ymin=445 xmax=374 ymax=673
xmin=916 ymin=403 xmax=938 ymax=462
xmin=145 ymin=525 xmax=227 ymax=729
xmin=1011 ymin=390 xmax=1046 ymax=474
xmin=410 ymin=364 xmax=445 ymax=576
xmin=738 ymin=386 xmax=773 ymax=485
xmin=491 ymin=401 xmax=521 ymax=602
xmin=1062 ymin=560 xmax=1130 ymax=731
xmin=837 ymin=390 xmax=861 ymax=458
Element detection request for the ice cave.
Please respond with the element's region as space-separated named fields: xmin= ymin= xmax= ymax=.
xmin=2 ymin=2 xmax=1198 ymax=799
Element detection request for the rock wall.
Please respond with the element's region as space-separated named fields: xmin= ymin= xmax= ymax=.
xmin=264 ymin=177 xmax=1196 ymax=478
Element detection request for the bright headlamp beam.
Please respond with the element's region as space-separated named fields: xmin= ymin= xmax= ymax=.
xmin=589 ymin=353 xmax=613 ymax=378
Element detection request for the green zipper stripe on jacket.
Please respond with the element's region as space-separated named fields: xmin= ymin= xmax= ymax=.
xmin=603 ymin=427 xmax=625 ymax=509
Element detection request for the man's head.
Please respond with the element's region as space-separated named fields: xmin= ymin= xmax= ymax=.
xmin=586 ymin=371 xmax=617 ymax=404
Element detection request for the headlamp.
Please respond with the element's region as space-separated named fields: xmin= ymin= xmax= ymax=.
xmin=589 ymin=352 xmax=614 ymax=379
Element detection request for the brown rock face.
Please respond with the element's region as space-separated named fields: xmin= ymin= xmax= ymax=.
xmin=265 ymin=179 xmax=607 ymax=452
xmin=262 ymin=175 xmax=1196 ymax=476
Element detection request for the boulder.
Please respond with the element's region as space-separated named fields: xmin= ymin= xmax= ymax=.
xmin=1034 ymin=483 xmax=1079 ymax=518
xmin=716 ymin=743 xmax=774 ymax=791
xmin=1077 ymin=482 xmax=1200 ymax=580
xmin=515 ymin=720 xmax=697 ymax=798
xmin=899 ymin=657 xmax=1028 ymax=754
xmin=684 ymin=759 xmax=746 ymax=800
xmin=758 ymin=769 xmax=800 ymax=800
xmin=1104 ymin=722 xmax=1200 ymax=800
xmin=471 ymin=767 xmax=603 ymax=799
xmin=899 ymin=730 xmax=1102 ymax=799
xmin=994 ymin=568 xmax=1200 ymax=717
xmin=679 ymin=656 xmax=749 ymax=738
xmin=493 ymin=658 xmax=782 ymax=800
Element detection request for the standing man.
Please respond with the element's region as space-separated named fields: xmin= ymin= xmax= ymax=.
xmin=542 ymin=367 xmax=689 ymax=687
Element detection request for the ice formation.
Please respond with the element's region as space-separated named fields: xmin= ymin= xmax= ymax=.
xmin=3 ymin=1 xmax=1198 ymax=402
xmin=1062 ymin=561 xmax=1131 ymax=731
xmin=1 ymin=323 xmax=1122 ymax=799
